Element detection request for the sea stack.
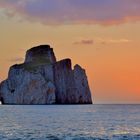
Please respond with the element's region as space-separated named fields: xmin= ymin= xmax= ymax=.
xmin=0 ymin=45 xmax=92 ymax=104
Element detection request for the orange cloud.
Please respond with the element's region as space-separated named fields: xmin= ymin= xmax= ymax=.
xmin=98 ymin=38 xmax=132 ymax=44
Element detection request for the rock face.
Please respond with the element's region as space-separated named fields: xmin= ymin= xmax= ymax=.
xmin=0 ymin=45 xmax=92 ymax=104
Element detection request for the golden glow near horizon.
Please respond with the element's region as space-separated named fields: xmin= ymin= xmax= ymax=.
xmin=0 ymin=0 xmax=140 ymax=104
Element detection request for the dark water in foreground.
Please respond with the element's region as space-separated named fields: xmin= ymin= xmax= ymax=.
xmin=0 ymin=105 xmax=140 ymax=140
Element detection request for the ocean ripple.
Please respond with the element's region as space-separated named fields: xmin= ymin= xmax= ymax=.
xmin=0 ymin=105 xmax=140 ymax=140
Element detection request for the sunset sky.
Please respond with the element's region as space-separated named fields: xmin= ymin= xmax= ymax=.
xmin=0 ymin=0 xmax=140 ymax=104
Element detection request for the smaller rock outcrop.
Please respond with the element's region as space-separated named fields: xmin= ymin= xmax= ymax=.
xmin=73 ymin=64 xmax=92 ymax=103
xmin=0 ymin=45 xmax=92 ymax=104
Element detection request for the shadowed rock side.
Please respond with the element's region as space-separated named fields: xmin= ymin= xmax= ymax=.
xmin=0 ymin=45 xmax=92 ymax=104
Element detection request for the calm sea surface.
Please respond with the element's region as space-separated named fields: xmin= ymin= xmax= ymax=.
xmin=0 ymin=105 xmax=140 ymax=140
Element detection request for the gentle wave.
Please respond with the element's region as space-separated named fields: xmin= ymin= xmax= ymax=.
xmin=0 ymin=105 xmax=140 ymax=140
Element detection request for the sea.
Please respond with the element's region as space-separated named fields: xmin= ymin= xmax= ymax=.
xmin=0 ymin=105 xmax=139 ymax=140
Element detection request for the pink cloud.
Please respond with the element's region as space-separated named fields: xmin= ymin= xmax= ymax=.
xmin=0 ymin=0 xmax=140 ymax=25
xmin=9 ymin=57 xmax=24 ymax=62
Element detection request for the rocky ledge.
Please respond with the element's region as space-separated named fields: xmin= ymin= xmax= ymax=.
xmin=0 ymin=45 xmax=92 ymax=104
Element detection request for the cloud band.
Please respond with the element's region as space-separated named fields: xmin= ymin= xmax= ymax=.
xmin=0 ymin=0 xmax=140 ymax=25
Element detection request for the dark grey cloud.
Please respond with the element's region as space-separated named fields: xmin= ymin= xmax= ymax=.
xmin=73 ymin=39 xmax=94 ymax=45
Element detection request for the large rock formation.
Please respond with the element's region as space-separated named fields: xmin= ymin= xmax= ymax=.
xmin=0 ymin=45 xmax=92 ymax=104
